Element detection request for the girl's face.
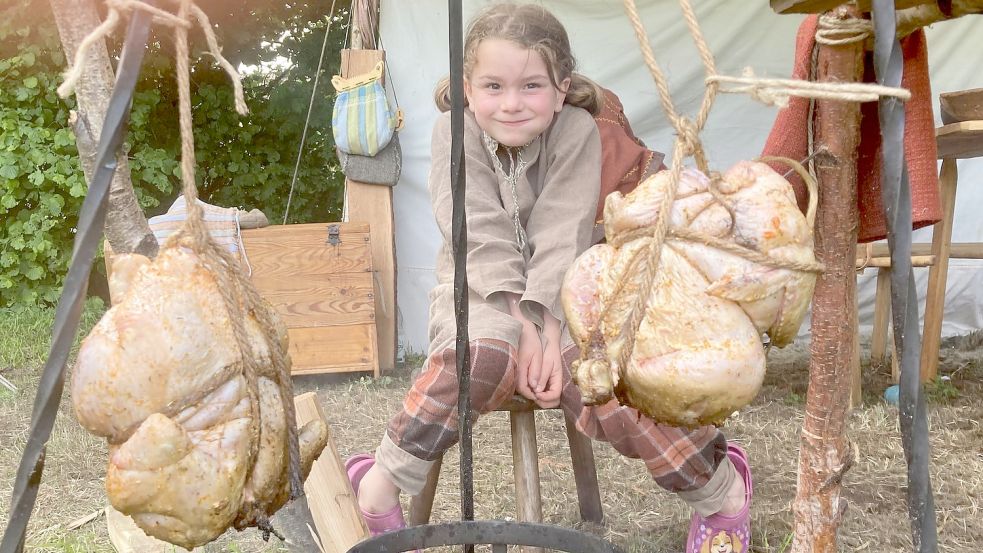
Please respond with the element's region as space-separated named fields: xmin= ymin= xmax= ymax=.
xmin=464 ymin=38 xmax=570 ymax=147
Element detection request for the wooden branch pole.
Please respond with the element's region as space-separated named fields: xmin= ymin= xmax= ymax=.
xmin=49 ymin=0 xmax=157 ymax=258
xmin=791 ymin=6 xmax=864 ymax=552
xmin=341 ymin=49 xmax=398 ymax=373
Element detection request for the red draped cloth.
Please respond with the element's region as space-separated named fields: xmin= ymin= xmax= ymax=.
xmin=761 ymin=15 xmax=941 ymax=243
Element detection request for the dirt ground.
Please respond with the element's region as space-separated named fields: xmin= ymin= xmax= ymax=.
xmin=1 ymin=331 xmax=981 ymax=553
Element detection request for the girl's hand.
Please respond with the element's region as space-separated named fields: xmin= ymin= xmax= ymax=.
xmin=516 ymin=320 xmax=543 ymax=402
xmin=505 ymin=293 xmax=542 ymax=402
xmin=534 ymin=310 xmax=563 ymax=408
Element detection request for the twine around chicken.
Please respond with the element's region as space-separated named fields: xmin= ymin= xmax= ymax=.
xmin=57 ymin=0 xmax=305 ymax=523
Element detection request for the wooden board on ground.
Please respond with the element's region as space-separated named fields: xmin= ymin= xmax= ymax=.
xmin=242 ymin=222 xmax=380 ymax=376
xmin=341 ymin=48 xmax=398 ymax=374
xmin=105 ymin=506 xmax=177 ymax=553
xmin=294 ymin=392 xmax=368 ymax=553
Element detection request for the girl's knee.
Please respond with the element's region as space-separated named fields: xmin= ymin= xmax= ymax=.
xmin=468 ymin=339 xmax=517 ymax=413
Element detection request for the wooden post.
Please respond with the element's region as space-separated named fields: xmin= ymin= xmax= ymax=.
xmin=919 ymin=158 xmax=958 ymax=381
xmin=294 ymin=393 xmax=369 ymax=553
xmin=340 ymin=49 xmax=397 ymax=374
xmin=869 ymin=268 xmax=892 ymax=364
xmin=790 ymin=6 xmax=863 ymax=552
xmin=563 ymin=414 xmax=604 ymax=523
xmin=408 ymin=454 xmax=444 ymax=526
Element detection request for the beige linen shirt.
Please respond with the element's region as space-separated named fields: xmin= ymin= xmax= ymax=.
xmin=426 ymin=105 xmax=602 ymax=355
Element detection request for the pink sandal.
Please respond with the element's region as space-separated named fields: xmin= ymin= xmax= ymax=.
xmin=686 ymin=443 xmax=753 ymax=553
xmin=345 ymin=453 xmax=411 ymax=537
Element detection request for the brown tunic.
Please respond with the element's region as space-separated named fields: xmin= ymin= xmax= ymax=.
xmin=427 ymin=105 xmax=602 ymax=354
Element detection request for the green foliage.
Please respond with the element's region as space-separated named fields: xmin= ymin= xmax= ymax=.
xmin=0 ymin=23 xmax=81 ymax=306
xmin=0 ymin=297 xmax=105 ymax=369
xmin=925 ymin=375 xmax=959 ymax=404
xmin=1 ymin=1 xmax=348 ymax=308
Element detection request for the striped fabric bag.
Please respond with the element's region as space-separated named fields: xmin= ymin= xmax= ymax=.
xmin=148 ymin=196 xmax=241 ymax=255
xmin=331 ymin=61 xmax=400 ymax=157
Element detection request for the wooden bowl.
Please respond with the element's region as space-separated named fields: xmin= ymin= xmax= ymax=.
xmin=940 ymin=88 xmax=983 ymax=124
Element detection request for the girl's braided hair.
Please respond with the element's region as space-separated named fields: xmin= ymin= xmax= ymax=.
xmin=434 ymin=3 xmax=602 ymax=115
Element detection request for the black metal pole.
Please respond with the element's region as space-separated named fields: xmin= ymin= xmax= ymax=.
xmin=0 ymin=5 xmax=157 ymax=552
xmin=870 ymin=1 xmax=937 ymax=551
xmin=447 ymin=2 xmax=474 ymax=552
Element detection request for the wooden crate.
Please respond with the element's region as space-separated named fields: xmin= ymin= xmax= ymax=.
xmin=241 ymin=222 xmax=379 ymax=377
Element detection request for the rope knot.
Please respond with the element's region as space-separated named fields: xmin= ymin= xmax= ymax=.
xmin=675 ymin=116 xmax=702 ymax=157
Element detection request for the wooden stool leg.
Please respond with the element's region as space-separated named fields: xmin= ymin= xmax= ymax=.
xmin=408 ymin=453 xmax=443 ymax=526
xmin=563 ymin=413 xmax=603 ymax=523
xmin=870 ymin=268 xmax=892 ymax=365
xmin=850 ymin=312 xmax=862 ymax=409
xmin=920 ymin=157 xmax=958 ymax=382
xmin=510 ymin=410 xmax=543 ymax=553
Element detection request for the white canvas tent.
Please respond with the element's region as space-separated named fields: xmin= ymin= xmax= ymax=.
xmin=377 ymin=0 xmax=983 ymax=356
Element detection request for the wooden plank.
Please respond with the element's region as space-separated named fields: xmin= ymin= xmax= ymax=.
xmin=855 ymin=254 xmax=936 ymax=268
xmin=293 ymin=393 xmax=369 ymax=553
xmin=940 ymin=88 xmax=983 ymax=124
xmin=288 ymin=325 xmax=378 ymax=375
xmin=771 ymin=0 xmax=937 ymax=13
xmin=856 ymin=242 xmax=983 ymax=259
xmin=251 ymin=273 xmax=375 ymax=328
xmin=341 ymin=48 xmax=398 ymax=374
xmin=920 ymin=158 xmax=959 ymax=382
xmin=241 ymin=224 xmax=372 ymax=279
xmin=105 ymin=506 xmax=174 ymax=553
xmin=771 ymin=0 xmax=847 ymax=13
xmin=936 ymin=120 xmax=983 ymax=159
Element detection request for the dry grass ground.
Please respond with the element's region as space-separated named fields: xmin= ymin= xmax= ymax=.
xmin=1 ymin=302 xmax=980 ymax=552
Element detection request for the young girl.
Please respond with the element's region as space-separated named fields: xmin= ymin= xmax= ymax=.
xmin=346 ymin=4 xmax=753 ymax=552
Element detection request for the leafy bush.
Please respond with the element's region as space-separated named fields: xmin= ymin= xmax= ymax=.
xmin=1 ymin=7 xmax=345 ymax=308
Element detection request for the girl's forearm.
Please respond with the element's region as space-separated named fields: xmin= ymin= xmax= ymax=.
xmin=504 ymin=292 xmax=528 ymax=323
xmin=542 ymin=309 xmax=561 ymax=342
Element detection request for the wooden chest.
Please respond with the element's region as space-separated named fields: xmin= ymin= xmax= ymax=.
xmin=240 ymin=222 xmax=379 ymax=377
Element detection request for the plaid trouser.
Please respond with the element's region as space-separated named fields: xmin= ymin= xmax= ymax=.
xmin=379 ymin=339 xmax=728 ymax=497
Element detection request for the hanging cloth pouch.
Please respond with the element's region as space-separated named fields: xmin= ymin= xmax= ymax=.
xmin=338 ymin=132 xmax=402 ymax=186
xmin=331 ymin=61 xmax=402 ymax=157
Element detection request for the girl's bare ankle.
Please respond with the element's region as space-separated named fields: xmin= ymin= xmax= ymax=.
xmin=357 ymin=465 xmax=401 ymax=514
xmin=717 ymin=477 xmax=747 ymax=516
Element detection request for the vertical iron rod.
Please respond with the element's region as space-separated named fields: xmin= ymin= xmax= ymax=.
xmin=0 ymin=5 xmax=156 ymax=552
xmin=447 ymin=2 xmax=474 ymax=553
xmin=870 ymin=1 xmax=937 ymax=551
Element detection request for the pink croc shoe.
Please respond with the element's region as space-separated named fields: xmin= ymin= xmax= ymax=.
xmin=345 ymin=454 xmax=411 ymax=537
xmin=686 ymin=443 xmax=753 ymax=553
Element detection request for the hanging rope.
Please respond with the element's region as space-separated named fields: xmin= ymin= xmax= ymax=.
xmin=58 ymin=0 xmax=303 ymax=508
xmin=580 ymin=0 xmax=854 ymax=393
xmin=706 ymin=12 xmax=909 ymax=108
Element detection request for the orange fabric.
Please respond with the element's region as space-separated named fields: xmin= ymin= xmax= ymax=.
xmin=594 ymin=88 xmax=666 ymax=222
xmin=761 ymin=15 xmax=941 ymax=243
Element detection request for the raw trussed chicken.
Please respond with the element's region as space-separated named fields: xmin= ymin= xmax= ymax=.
xmin=72 ymin=246 xmax=328 ymax=550
xmin=562 ymin=161 xmax=817 ymax=427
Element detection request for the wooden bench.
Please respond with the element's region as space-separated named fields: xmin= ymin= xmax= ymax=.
xmin=408 ymin=396 xmax=603 ymax=553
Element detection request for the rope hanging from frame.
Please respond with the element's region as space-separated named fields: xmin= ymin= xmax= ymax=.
xmin=577 ymin=0 xmax=914 ymax=392
xmin=57 ymin=0 xmax=304 ymax=504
